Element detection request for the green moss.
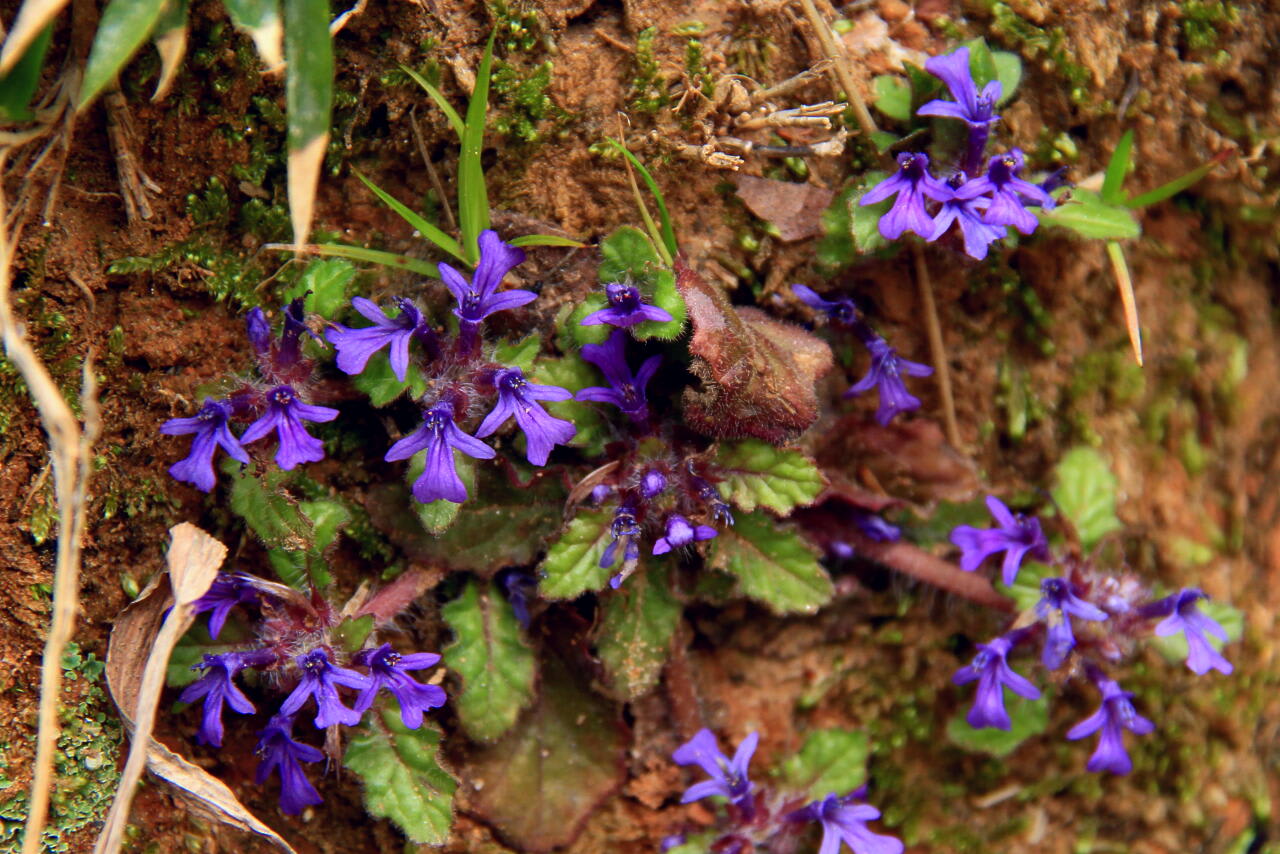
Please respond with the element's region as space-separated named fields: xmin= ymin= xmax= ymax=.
xmin=491 ymin=60 xmax=569 ymax=142
xmin=986 ymin=2 xmax=1090 ymax=104
xmin=629 ymin=26 xmax=668 ymax=113
xmin=683 ymin=39 xmax=713 ymax=100
xmin=488 ymin=0 xmax=541 ymax=53
xmin=1180 ymin=1 xmax=1238 ymax=51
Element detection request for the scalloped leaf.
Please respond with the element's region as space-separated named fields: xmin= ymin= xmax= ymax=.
xmin=441 ymin=579 xmax=537 ymax=742
xmin=351 ymin=353 xmax=428 ymax=407
xmin=1051 ymin=447 xmax=1123 ymax=549
xmin=708 ymin=512 xmax=832 ymax=614
xmin=344 ymin=709 xmax=457 ymax=845
xmin=284 ymin=258 xmax=354 ymax=318
xmin=713 ymin=439 xmax=824 ymax=515
xmin=539 ymin=509 xmax=614 ymax=599
xmin=596 ymin=225 xmax=685 ymax=341
xmin=780 ymin=728 xmax=869 ymax=801
xmin=595 ymin=565 xmax=681 ymax=700
xmin=532 ymin=356 xmax=609 ymax=457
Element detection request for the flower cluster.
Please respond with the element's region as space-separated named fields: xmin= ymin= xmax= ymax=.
xmin=949 ymin=496 xmax=1236 ymax=774
xmin=861 ymin=47 xmax=1057 ymax=261
xmin=160 ymin=299 xmax=339 ymax=491
xmin=181 ymin=573 xmax=445 ymax=813
xmin=668 ymin=728 xmax=902 ymax=854
xmin=792 ymin=284 xmax=933 ymax=425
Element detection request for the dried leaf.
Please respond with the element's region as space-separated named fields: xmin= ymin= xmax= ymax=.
xmin=677 ymin=258 xmax=832 ymax=444
xmin=732 ymin=175 xmax=834 ymax=242
xmin=105 ymin=530 xmax=298 ymax=854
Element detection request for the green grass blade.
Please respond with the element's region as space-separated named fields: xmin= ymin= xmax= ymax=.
xmin=284 ymin=0 xmax=332 ymax=248
xmin=1126 ymin=151 xmax=1227 ymax=209
xmin=354 ymin=169 xmax=467 ymax=264
xmin=223 ymin=0 xmax=283 ymax=69
xmin=399 ymin=63 xmax=464 ymax=139
xmin=266 ymin=242 xmax=440 ymax=277
xmin=0 ymin=22 xmax=52 ymax=121
xmin=507 ymin=234 xmax=586 ymax=249
xmin=1101 ymin=130 xmax=1133 ymax=205
xmin=77 ymin=0 xmax=168 ymax=109
xmin=458 ymin=32 xmax=495 ymax=263
xmin=606 ymin=139 xmax=677 ymax=261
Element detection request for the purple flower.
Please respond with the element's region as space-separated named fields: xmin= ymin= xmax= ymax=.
xmin=1066 ymin=677 xmax=1155 ymax=775
xmin=279 ymin=649 xmax=370 ymax=729
xmin=859 ymin=152 xmax=954 ymax=241
xmin=671 ymin=729 xmax=757 ymax=808
xmin=501 ymin=570 xmax=536 ymax=628
xmin=690 ymin=473 xmax=735 ymax=526
xmin=652 ymin=514 xmax=717 ymax=556
xmin=601 ymin=501 xmax=641 ymax=575
xmin=160 ymin=399 xmax=250 ymax=492
xmin=179 ymin=650 xmax=276 ymax=747
xmin=254 ymin=714 xmax=324 ymax=815
xmin=917 ymin=47 xmax=1001 ymax=128
xmin=952 ymin=634 xmax=1040 ymax=730
xmin=192 ymin=573 xmax=260 ymax=639
xmin=845 ymin=336 xmax=933 ymax=425
xmin=787 ymin=793 xmax=904 ymax=854
xmin=385 ymin=401 xmax=495 ymax=504
xmin=476 ymin=367 xmax=575 ymax=466
xmin=641 ymin=469 xmax=668 ymax=498
xmin=851 ymin=509 xmax=901 ymax=543
xmin=576 ymin=330 xmax=661 ymax=422
xmin=352 ymin=643 xmax=446 ymax=730
xmin=246 ymin=308 xmax=271 ymax=355
xmin=580 ymin=282 xmax=673 ymax=328
xmin=954 ymin=149 xmax=1055 ymax=236
xmin=950 ymin=495 xmax=1050 ymax=586
xmin=274 ymin=298 xmax=321 ymax=372
xmin=791 ymin=284 xmax=857 ymax=325
xmin=439 ymin=229 xmax=533 ymax=325
xmin=325 ymin=297 xmax=431 ymax=381
xmin=930 ymin=187 xmax=1005 ymax=261
xmin=239 ymin=385 xmax=339 ymax=471
xmin=1153 ymin=588 xmax=1233 ymax=675
xmin=1036 ymin=578 xmax=1108 ymax=670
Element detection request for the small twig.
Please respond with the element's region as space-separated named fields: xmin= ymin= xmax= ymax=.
xmin=410 ymin=107 xmax=457 ymax=231
xmin=796 ymin=0 xmax=878 ymax=139
xmin=2 ymin=155 xmax=101 ymax=854
xmin=912 ymin=243 xmax=961 ymax=449
xmin=593 ymin=28 xmax=635 ymax=53
xmin=104 ymin=88 xmax=157 ymax=224
xmin=752 ymin=61 xmax=831 ymax=103
xmin=849 ymin=533 xmax=1014 ymax=612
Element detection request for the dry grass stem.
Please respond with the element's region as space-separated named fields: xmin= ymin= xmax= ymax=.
xmin=912 ymin=243 xmax=961 ymax=450
xmin=796 ymin=0 xmax=878 ymax=139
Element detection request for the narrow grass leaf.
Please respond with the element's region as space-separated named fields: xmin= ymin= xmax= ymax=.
xmin=1106 ymin=240 xmax=1142 ymax=365
xmin=284 ymin=0 xmax=332 ymax=249
xmin=399 ymin=62 xmax=464 ymax=139
xmin=1101 ymin=129 xmax=1134 ymax=205
xmin=0 ymin=0 xmax=68 ymax=76
xmin=269 ymin=242 xmax=440 ymax=277
xmin=507 ymin=234 xmax=586 ymax=248
xmin=223 ymin=0 xmax=283 ymax=69
xmin=607 ymin=139 xmax=677 ymax=262
xmin=458 ymin=32 xmax=495 ymax=262
xmin=0 ymin=23 xmax=52 ymax=121
xmin=150 ymin=0 xmax=188 ymax=101
xmin=78 ymin=0 xmax=168 ymax=109
xmin=354 ymin=169 xmax=467 ymax=263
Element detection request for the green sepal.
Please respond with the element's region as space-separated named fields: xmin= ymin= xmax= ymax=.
xmin=344 ymin=709 xmax=457 ymax=845
xmin=780 ymin=728 xmax=870 ymax=802
xmin=707 ymin=512 xmax=832 ymax=614
xmin=441 ymin=578 xmax=537 ymax=741
xmin=713 ymin=439 xmax=824 ymax=515
xmin=0 ymin=24 xmax=52 ymax=122
xmin=539 ymin=509 xmax=614 ymax=599
xmin=595 ymin=565 xmax=681 ymax=700
xmin=78 ymin=0 xmax=168 ymax=109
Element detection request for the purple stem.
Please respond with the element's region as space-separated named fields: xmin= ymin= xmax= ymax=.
xmin=963 ymin=125 xmax=990 ymax=179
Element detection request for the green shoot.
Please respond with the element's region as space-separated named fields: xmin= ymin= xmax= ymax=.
xmin=606 ymin=139 xmax=677 ymax=265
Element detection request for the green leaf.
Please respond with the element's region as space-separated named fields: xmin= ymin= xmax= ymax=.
xmin=994 ymin=559 xmax=1054 ymax=612
xmin=441 ymin=579 xmax=537 ymax=741
xmin=354 ymin=169 xmax=467 ymax=264
xmin=351 ymin=352 xmax=428 ymax=407
xmin=399 ymin=62 xmax=464 ymax=139
xmin=605 ymin=140 xmax=677 ymax=262
xmin=963 ymin=38 xmax=998 ymax=88
xmin=991 ymin=51 xmax=1022 ymax=105
xmin=849 ymin=172 xmax=890 ymax=254
xmin=1040 ymin=189 xmax=1141 ymax=240
xmin=1151 ymin=598 xmax=1243 ymax=665
xmin=0 ymin=23 xmax=52 ymax=121
xmin=708 ymin=512 xmax=832 ymax=614
xmin=344 ymin=710 xmax=457 ymax=845
xmin=713 ymin=440 xmax=824 ymax=515
xmin=872 ymin=75 xmax=911 ymax=122
xmin=532 ymin=356 xmax=609 ymax=457
xmin=283 ymin=0 xmax=331 ymax=247
xmin=1102 ymin=130 xmax=1134 ymax=205
xmin=539 ymin=509 xmax=614 ymax=599
xmin=493 ymin=335 xmax=542 ymax=373
xmin=284 ymin=258 xmax=354 ymax=318
xmin=78 ymin=0 xmax=168 ymax=108
xmin=276 ymin=242 xmax=441 ymax=277
xmin=333 ymin=614 xmax=375 ymax=652
xmin=780 ymin=729 xmax=869 ymax=801
xmin=466 ymin=656 xmax=625 ymax=852
xmin=150 ymin=0 xmax=188 ymax=101
xmin=458 ymin=32 xmax=495 ymax=262
xmin=507 ymin=233 xmax=587 ymax=248
xmin=409 ymin=451 xmax=476 ymax=534
xmin=223 ymin=0 xmax=283 ymax=68
xmin=300 ymin=498 xmax=349 ymax=553
xmin=1051 ymin=447 xmax=1123 ymax=549
xmin=596 ymin=565 xmax=681 ymax=700
xmin=228 ymin=466 xmax=312 ymax=553
xmin=595 ymin=225 xmax=685 ymax=341
xmin=946 ymin=693 xmax=1049 ymax=758
xmin=1126 ymin=156 xmax=1220 ymax=209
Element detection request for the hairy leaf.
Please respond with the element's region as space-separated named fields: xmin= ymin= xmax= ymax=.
xmin=849 ymin=172 xmax=891 ymax=254
xmin=351 ymin=353 xmax=428 ymax=407
xmin=539 ymin=509 xmax=614 ymax=599
xmin=714 ymin=439 xmax=824 ymax=515
xmin=284 ymin=258 xmax=355 ymax=319
xmin=150 ymin=0 xmax=188 ymax=101
xmin=441 ymin=579 xmax=537 ymax=741
xmin=780 ymin=729 xmax=869 ymax=801
xmin=1051 ymin=447 xmax=1123 ymax=549
xmin=592 ymin=225 xmax=685 ymax=342
xmin=708 ymin=512 xmax=832 ymax=614
xmin=1040 ymin=189 xmax=1141 ymax=240
xmin=467 ymin=656 xmax=625 ymax=851
xmin=78 ymin=0 xmax=168 ymax=108
xmin=596 ymin=565 xmax=681 ymax=700
xmin=227 ymin=466 xmax=312 ymax=554
xmin=410 ymin=452 xmax=476 ymax=535
xmin=533 ymin=356 xmax=609 ymax=457
xmin=677 ymin=259 xmax=832 ymax=445
xmin=344 ymin=709 xmax=457 ymax=844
